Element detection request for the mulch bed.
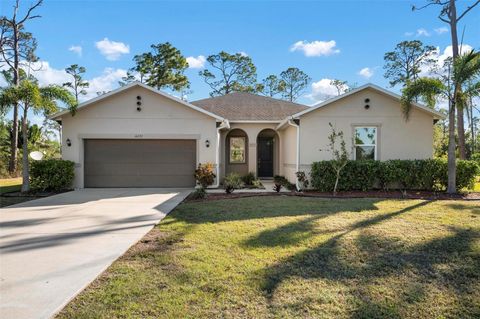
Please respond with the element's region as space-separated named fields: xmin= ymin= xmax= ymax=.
xmin=187 ymin=190 xmax=480 ymax=202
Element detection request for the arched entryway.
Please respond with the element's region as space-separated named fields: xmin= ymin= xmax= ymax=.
xmin=257 ymin=129 xmax=279 ymax=178
xmin=225 ymin=129 xmax=249 ymax=176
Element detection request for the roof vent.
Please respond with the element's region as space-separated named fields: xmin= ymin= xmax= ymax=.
xmin=364 ymin=98 xmax=370 ymax=110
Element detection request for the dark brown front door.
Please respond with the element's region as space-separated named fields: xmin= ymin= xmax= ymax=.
xmin=84 ymin=139 xmax=196 ymax=188
xmin=257 ymin=137 xmax=274 ymax=178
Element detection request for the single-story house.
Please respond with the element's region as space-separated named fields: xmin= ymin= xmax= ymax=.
xmin=50 ymin=81 xmax=445 ymax=189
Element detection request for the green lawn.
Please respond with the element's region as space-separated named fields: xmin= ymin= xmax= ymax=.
xmin=0 ymin=177 xmax=22 ymax=194
xmin=58 ymin=197 xmax=479 ymax=319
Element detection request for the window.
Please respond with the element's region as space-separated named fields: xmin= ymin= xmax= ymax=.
xmin=229 ymin=137 xmax=246 ymax=163
xmin=354 ymin=127 xmax=377 ymax=160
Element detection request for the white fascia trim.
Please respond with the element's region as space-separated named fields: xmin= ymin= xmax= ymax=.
xmin=290 ymin=83 xmax=446 ymax=120
xmin=276 ymin=118 xmax=290 ymax=130
xmin=49 ymin=81 xmax=225 ymax=122
xmin=229 ymin=120 xmax=282 ymax=124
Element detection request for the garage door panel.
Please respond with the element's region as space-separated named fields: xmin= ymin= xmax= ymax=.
xmin=84 ymin=175 xmax=195 ymax=188
xmin=84 ymin=139 xmax=196 ymax=188
xmin=85 ymin=163 xmax=196 ymax=176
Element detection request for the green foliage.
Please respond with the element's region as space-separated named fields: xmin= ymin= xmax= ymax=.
xmin=63 ymin=64 xmax=89 ymax=103
xmin=383 ymin=40 xmax=436 ymax=87
xmin=295 ymin=171 xmax=309 ymax=191
xmin=241 ymin=172 xmax=256 ymax=186
xmin=190 ymin=187 xmax=207 ymax=200
xmin=199 ymin=51 xmax=258 ymax=96
xmin=260 ymin=75 xmax=286 ymax=97
xmin=131 ymin=42 xmax=190 ymax=92
xmin=30 ymin=159 xmax=75 ymax=191
xmin=326 ymin=123 xmax=350 ymax=194
xmin=311 ymin=159 xmax=479 ymax=192
xmin=223 ymin=173 xmax=243 ymax=194
xmin=401 ymin=77 xmax=446 ymax=120
xmin=194 ymin=163 xmax=216 ymax=188
xmin=273 ymin=175 xmax=295 ymax=191
xmin=279 ymin=67 xmax=311 ymax=102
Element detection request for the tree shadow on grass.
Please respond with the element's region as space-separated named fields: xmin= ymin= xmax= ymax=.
xmin=446 ymin=203 xmax=480 ymax=215
xmin=255 ymin=200 xmax=480 ymax=317
xmin=174 ymin=196 xmax=381 ymax=224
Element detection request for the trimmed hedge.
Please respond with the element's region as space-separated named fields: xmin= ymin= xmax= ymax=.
xmin=311 ymin=159 xmax=479 ymax=192
xmin=30 ymin=159 xmax=75 ymax=191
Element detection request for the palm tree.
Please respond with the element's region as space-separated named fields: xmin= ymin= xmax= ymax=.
xmin=401 ymin=50 xmax=480 ymax=193
xmin=0 ymin=79 xmax=75 ymax=192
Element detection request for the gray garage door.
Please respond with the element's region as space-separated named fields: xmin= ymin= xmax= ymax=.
xmin=84 ymin=139 xmax=196 ymax=188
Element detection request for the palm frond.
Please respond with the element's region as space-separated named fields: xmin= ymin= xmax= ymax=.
xmin=401 ymin=77 xmax=445 ymax=120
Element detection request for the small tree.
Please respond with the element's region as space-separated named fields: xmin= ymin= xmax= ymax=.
xmin=326 ymin=123 xmax=349 ymax=195
xmin=279 ymin=67 xmax=311 ymax=102
xmin=131 ymin=42 xmax=190 ymax=92
xmin=0 ymin=0 xmax=43 ymax=173
xmin=63 ymin=64 xmax=89 ymax=103
xmin=0 ymin=79 xmax=75 ymax=192
xmin=199 ymin=51 xmax=258 ymax=96
xmin=261 ymin=75 xmax=286 ymax=97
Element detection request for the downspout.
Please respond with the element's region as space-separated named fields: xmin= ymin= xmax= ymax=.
xmin=213 ymin=119 xmax=230 ymax=188
xmin=287 ymin=118 xmax=300 ymax=190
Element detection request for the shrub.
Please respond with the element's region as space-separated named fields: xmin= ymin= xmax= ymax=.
xmin=295 ymin=171 xmax=309 ymax=191
xmin=242 ymin=172 xmax=256 ymax=186
xmin=252 ymin=179 xmax=263 ymax=189
xmin=310 ymin=159 xmax=479 ymax=192
xmin=194 ymin=163 xmax=216 ymax=188
xmin=190 ymin=187 xmax=207 ymax=200
xmin=224 ymin=173 xmax=243 ymax=194
xmin=273 ymin=175 xmax=295 ymax=192
xmin=30 ymin=159 xmax=75 ymax=191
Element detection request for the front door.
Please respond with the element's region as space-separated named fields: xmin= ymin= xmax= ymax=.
xmin=257 ymin=137 xmax=274 ymax=178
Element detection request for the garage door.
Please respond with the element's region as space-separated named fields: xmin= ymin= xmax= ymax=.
xmin=84 ymin=139 xmax=196 ymax=188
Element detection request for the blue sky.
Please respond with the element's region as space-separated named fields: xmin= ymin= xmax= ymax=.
xmin=1 ymin=0 xmax=479 ymax=107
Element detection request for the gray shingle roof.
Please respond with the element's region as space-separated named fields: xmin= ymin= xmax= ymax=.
xmin=191 ymin=92 xmax=309 ymax=121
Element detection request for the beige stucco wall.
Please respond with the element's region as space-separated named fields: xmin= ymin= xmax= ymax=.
xmin=298 ymin=87 xmax=435 ymax=177
xmin=279 ymin=124 xmax=298 ymax=182
xmin=60 ymin=86 xmax=218 ymax=188
xmin=218 ymin=122 xmax=280 ymax=180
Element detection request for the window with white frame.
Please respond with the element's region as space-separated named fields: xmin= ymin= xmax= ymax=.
xmin=354 ymin=127 xmax=377 ymax=160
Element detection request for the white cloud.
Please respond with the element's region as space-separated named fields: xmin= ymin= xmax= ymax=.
xmin=85 ymin=68 xmax=127 ymax=100
xmin=25 ymin=61 xmax=126 ymax=102
xmin=238 ymin=51 xmax=248 ymax=57
xmin=434 ymin=27 xmax=448 ymax=35
xmin=186 ymin=55 xmax=206 ymax=69
xmin=404 ymin=31 xmax=414 ymax=37
xmin=358 ymin=67 xmax=374 ymax=79
xmin=95 ymin=38 xmax=130 ymax=61
xmin=416 ymin=28 xmax=431 ymax=37
xmin=306 ymin=78 xmax=349 ymax=102
xmin=419 ymin=44 xmax=474 ymax=77
xmin=290 ymin=40 xmax=340 ymax=57
xmin=29 ymin=61 xmax=71 ymax=86
xmin=68 ymin=45 xmax=82 ymax=57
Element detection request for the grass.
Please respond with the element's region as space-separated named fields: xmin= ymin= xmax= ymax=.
xmin=0 ymin=177 xmax=22 ymax=194
xmin=474 ymin=179 xmax=480 ymax=192
xmin=57 ymin=197 xmax=480 ymax=319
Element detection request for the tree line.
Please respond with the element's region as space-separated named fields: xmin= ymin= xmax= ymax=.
xmin=119 ymin=43 xmax=313 ymax=102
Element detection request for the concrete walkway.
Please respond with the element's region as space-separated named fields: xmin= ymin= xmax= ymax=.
xmin=0 ymin=188 xmax=190 ymax=319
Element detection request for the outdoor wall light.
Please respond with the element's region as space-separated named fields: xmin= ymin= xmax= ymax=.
xmin=205 ymin=139 xmax=210 ymax=148
xmin=66 ymin=138 xmax=72 ymax=147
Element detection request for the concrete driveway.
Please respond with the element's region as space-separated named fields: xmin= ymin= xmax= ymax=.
xmin=0 ymin=188 xmax=190 ymax=319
